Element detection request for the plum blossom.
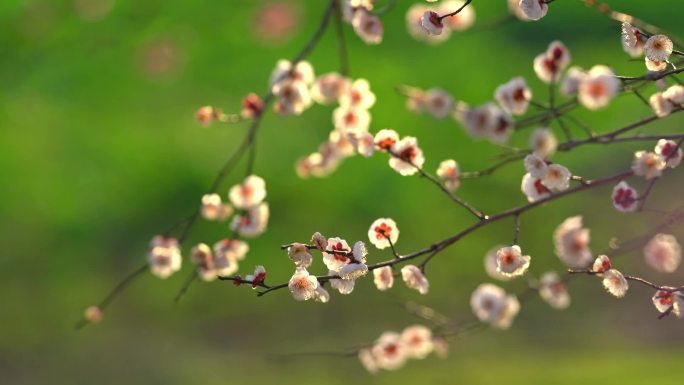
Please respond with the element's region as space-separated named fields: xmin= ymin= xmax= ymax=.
xmin=440 ymin=1 xmax=476 ymax=31
xmin=554 ymin=216 xmax=593 ymax=269
xmin=521 ymin=172 xmax=551 ymax=202
xmin=650 ymin=92 xmax=674 ymax=117
xmin=611 ymin=181 xmax=638 ymax=213
xmin=84 ymin=306 xmax=103 ymax=324
xmin=423 ymin=88 xmax=454 ymax=119
xmin=191 ymin=243 xmax=218 ymax=281
xmin=231 ymin=202 xmax=270 ymax=238
xmin=519 ymin=0 xmax=548 ymax=21
xmin=200 ymin=193 xmax=233 ymax=221
xmin=560 ymin=66 xmax=586 ymax=95
xmin=147 ymin=235 xmax=182 ymax=279
xmin=389 ymin=136 xmax=425 ymax=176
xmin=347 ymin=131 xmax=375 ymax=157
xmin=539 ymin=272 xmax=570 ymax=309
xmin=371 ymin=332 xmax=408 ymax=370
xmin=322 ymin=237 xmax=352 ymax=272
xmin=484 ymin=246 xmax=512 ymax=282
xmin=578 ymin=65 xmax=620 ymax=110
xmin=406 ymin=4 xmax=451 ymax=44
xmin=368 ymin=218 xmax=400 ymax=249
xmin=288 ymin=242 xmax=313 ymax=269
xmin=272 ymin=78 xmax=313 ymax=116
xmin=241 ymin=93 xmax=263 ymax=119
xmin=374 ymin=266 xmax=395 ymax=291
xmin=311 ymin=232 xmax=328 ymax=250
xmin=288 ymin=268 xmax=319 ymax=301
xmin=541 ymin=164 xmax=571 ymax=191
xmin=374 ymin=129 xmax=399 ymax=152
xmin=358 ymin=348 xmax=379 ymax=374
xmin=508 ymin=0 xmax=531 ymax=21
xmin=245 ymin=265 xmax=266 ymax=288
xmin=533 ymin=41 xmax=571 ymax=83
xmin=436 ymin=159 xmax=460 ymax=191
xmin=529 ymin=127 xmax=558 ymax=159
xmin=602 ymin=268 xmax=629 ymax=298
xmin=591 ymin=254 xmax=612 ymax=275
xmin=632 ymin=150 xmax=666 ymax=180
xmin=196 ymin=105 xmax=217 ymax=125
xmin=313 ymin=285 xmax=330 ymax=303
xmin=645 ymin=57 xmax=668 ymax=72
xmin=652 ymin=289 xmax=683 ymax=318
xmin=330 ymin=270 xmax=356 ymax=294
xmin=494 ymin=77 xmax=532 ymax=115
xmin=333 ymin=105 xmax=371 ymax=133
xmin=339 ymin=78 xmax=376 ymax=110
xmin=352 ymin=9 xmax=383 ymax=45
xmin=644 ymin=34 xmax=673 ymax=62
xmin=496 ymin=245 xmax=531 ymax=277
xmin=421 ymin=10 xmax=444 ymax=36
xmin=470 ymin=283 xmax=520 ymax=329
xmin=655 ymin=138 xmax=683 ymax=168
xmin=212 ymin=239 xmax=248 ymax=276
xmin=401 ymin=325 xmax=434 ymax=359
xmin=524 ymin=154 xmax=549 ymax=179
xmin=621 ymin=23 xmax=646 ymax=58
xmin=644 ymin=233 xmax=681 ymax=273
xmin=228 ymin=175 xmax=266 ymax=210
xmin=338 ymin=241 xmax=369 ymax=280
xmin=461 ymin=103 xmax=514 ymax=143
xmin=311 ymin=73 xmax=349 ymax=105
xmin=269 ymin=59 xmax=314 ymax=87
xmin=401 ymin=265 xmax=429 ymax=295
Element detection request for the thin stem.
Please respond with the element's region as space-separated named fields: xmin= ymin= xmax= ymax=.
xmin=333 ymin=0 xmax=350 ymax=76
xmin=437 ymin=0 xmax=473 ymax=22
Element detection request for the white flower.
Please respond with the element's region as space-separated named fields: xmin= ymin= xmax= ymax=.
xmin=541 ymin=164 xmax=571 ymax=191
xmin=339 ymin=78 xmax=376 ymax=109
xmin=147 ymin=235 xmax=182 ymax=279
xmin=311 ymin=232 xmax=328 ymax=250
xmin=529 ymin=127 xmax=558 ymax=159
xmin=288 ymin=242 xmax=313 ymax=269
xmin=200 ymin=193 xmax=233 ymax=221
xmin=611 ymin=181 xmax=638 ymax=213
xmin=313 ymin=285 xmax=330 ymax=303
xmin=288 ymin=269 xmax=319 ymax=301
xmin=496 ymin=245 xmax=531 ymax=277
xmin=602 ymin=269 xmax=629 ymax=298
xmin=358 ymin=348 xmax=379 ymax=374
xmin=436 ymin=159 xmax=460 ymax=191
xmin=272 ymin=78 xmax=313 ymax=116
xmin=347 ymin=131 xmax=375 ymax=158
xmin=521 ymin=172 xmax=551 ymax=203
xmin=539 ymin=272 xmax=570 ymax=309
xmin=212 ymin=239 xmax=248 ymax=275
xmin=228 ymin=175 xmax=266 ymax=210
xmin=484 ymin=246 xmax=512 ymax=281
xmin=644 ymin=233 xmax=681 ymax=273
xmin=645 ymin=57 xmax=668 ymax=72
xmin=494 ymin=77 xmax=532 ymax=115
xmin=591 ymin=254 xmax=612 ymax=275
xmin=401 ymin=265 xmax=429 ymax=294
xmin=508 ymin=0 xmax=531 ymax=20
xmin=423 ymin=88 xmax=454 ymax=119
xmin=389 ymin=136 xmax=425 ymax=176
xmin=560 ymin=66 xmax=586 ymax=95
xmin=329 ymin=270 xmax=356 ymax=294
xmin=371 ymin=332 xmax=408 ymax=370
xmin=191 ymin=243 xmax=217 ymax=281
xmin=269 ymin=59 xmax=315 ymax=87
xmin=462 ymin=103 xmax=513 ymax=143
xmin=339 ymin=261 xmax=368 ymax=280
xmin=621 ymin=23 xmax=645 ymax=57
xmin=230 ymin=202 xmax=269 ymax=238
xmin=368 ymin=218 xmax=399 ymax=249
xmin=440 ymin=0 xmax=476 ymax=31
xmin=406 ymin=4 xmax=451 ymax=44
xmin=245 ymin=265 xmax=266 ymax=288
xmin=644 ymin=34 xmax=673 ymax=62
xmin=401 ymin=325 xmax=434 ymax=359
xmin=196 ymin=105 xmax=216 ymax=126
xmin=632 ymin=150 xmax=666 ymax=180
xmin=323 ymin=237 xmax=352 ymax=272
xmin=333 ymin=105 xmax=371 ymax=133
xmin=519 ymin=0 xmax=548 ymax=21
xmin=553 ymin=216 xmax=593 ymax=269
xmin=652 ymin=289 xmax=683 ymax=318
xmin=533 ymin=41 xmax=571 ymax=83
xmin=650 ymin=92 xmax=674 ymax=117
xmin=311 ymin=72 xmax=349 ymax=105
xmin=663 ymin=85 xmax=684 ymax=105
xmin=374 ymin=266 xmax=394 ymax=291
xmin=470 ymin=283 xmax=520 ymax=329
xmin=524 ymin=154 xmax=549 ymax=179
xmin=487 ymin=107 xmax=514 ymax=144
xmin=83 ymin=306 xmax=103 ymax=324
xmin=421 ymin=10 xmax=444 ymax=36
xmin=655 ymin=139 xmax=683 ymax=168
xmin=374 ymin=129 xmax=400 ymax=151
xmin=578 ymin=65 xmax=620 ymax=110
xmin=352 ymin=9 xmax=383 ymax=45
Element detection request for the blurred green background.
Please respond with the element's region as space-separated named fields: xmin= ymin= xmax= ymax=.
xmin=2 ymin=0 xmax=684 ymax=384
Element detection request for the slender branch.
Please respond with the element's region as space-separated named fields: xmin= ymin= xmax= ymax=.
xmin=437 ymin=0 xmax=472 ymax=22
xmin=333 ymin=0 xmax=350 ymax=76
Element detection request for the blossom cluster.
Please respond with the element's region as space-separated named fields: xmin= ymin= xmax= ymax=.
xmin=358 ymin=325 xmax=447 ymax=373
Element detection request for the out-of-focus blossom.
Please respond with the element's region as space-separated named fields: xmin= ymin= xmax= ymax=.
xmin=401 ymin=265 xmax=429 ymax=295
xmin=554 ymin=216 xmax=593 ymax=269
xmin=147 ymin=235 xmax=182 ymax=279
xmin=644 ymin=233 xmax=681 ymax=273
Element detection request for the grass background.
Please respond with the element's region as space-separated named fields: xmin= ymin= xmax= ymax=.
xmin=1 ymin=0 xmax=684 ymax=384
